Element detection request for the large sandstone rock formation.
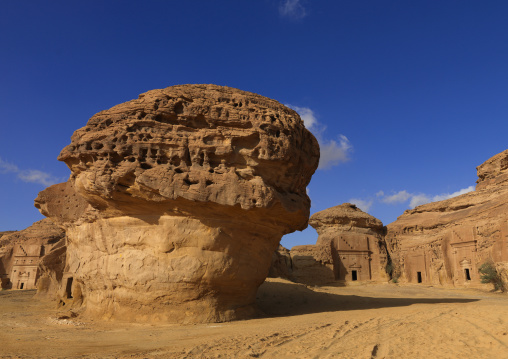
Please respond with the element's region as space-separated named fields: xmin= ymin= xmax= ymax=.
xmin=0 ymin=219 xmax=65 ymax=290
xmin=272 ymin=204 xmax=389 ymax=285
xmin=36 ymin=84 xmax=319 ymax=323
xmin=385 ymin=149 xmax=508 ymax=287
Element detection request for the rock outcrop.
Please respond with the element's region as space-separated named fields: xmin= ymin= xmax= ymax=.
xmin=36 ymin=84 xmax=319 ymax=323
xmin=269 ymin=204 xmax=389 ymax=286
xmin=0 ymin=219 xmax=65 ymax=290
xmin=268 ymin=245 xmax=293 ymax=280
xmin=385 ymin=149 xmax=508 ymax=287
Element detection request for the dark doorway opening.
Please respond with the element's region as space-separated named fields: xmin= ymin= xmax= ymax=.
xmin=465 ymin=268 xmax=471 ymax=281
xmin=351 ymin=270 xmax=358 ymax=281
xmin=20 ymin=282 xmax=24 ymax=289
xmin=417 ymin=272 xmax=422 ymax=283
xmin=65 ymin=277 xmax=73 ymax=298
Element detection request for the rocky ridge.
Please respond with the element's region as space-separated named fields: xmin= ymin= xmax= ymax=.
xmin=385 ymin=149 xmax=508 ymax=287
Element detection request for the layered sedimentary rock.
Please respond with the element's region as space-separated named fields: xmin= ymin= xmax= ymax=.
xmin=0 ymin=219 xmax=65 ymax=290
xmin=385 ymin=149 xmax=508 ymax=287
xmin=277 ymin=204 xmax=389 ymax=285
xmin=36 ymin=84 xmax=319 ymax=323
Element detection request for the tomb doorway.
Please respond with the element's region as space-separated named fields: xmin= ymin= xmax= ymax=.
xmin=65 ymin=277 xmax=73 ymax=298
xmin=465 ymin=268 xmax=471 ymax=281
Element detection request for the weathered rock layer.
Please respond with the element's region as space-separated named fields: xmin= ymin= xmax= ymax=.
xmin=36 ymin=84 xmax=319 ymax=323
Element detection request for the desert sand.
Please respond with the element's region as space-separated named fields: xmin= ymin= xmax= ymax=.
xmin=1 ymin=279 xmax=507 ymax=359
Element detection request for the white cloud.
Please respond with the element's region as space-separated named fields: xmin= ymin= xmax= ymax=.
xmin=318 ymin=135 xmax=351 ymax=170
xmin=381 ymin=190 xmax=411 ymax=204
xmin=289 ymin=105 xmax=318 ymax=131
xmin=408 ymin=186 xmax=475 ymax=208
xmin=377 ymin=186 xmax=475 ymax=209
xmin=0 ymin=156 xmax=61 ymax=187
xmin=18 ymin=169 xmax=61 ymax=187
xmin=409 ymin=194 xmax=431 ymax=208
xmin=287 ymin=104 xmax=352 ymax=171
xmin=279 ymin=0 xmax=307 ymax=20
xmin=431 ymin=186 xmax=475 ymax=202
xmin=0 ymin=157 xmax=19 ymax=173
xmin=349 ymin=198 xmax=373 ymax=212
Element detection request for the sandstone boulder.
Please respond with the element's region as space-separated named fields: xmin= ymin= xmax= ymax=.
xmin=36 ymin=84 xmax=319 ymax=323
xmin=385 ymin=149 xmax=508 ymax=287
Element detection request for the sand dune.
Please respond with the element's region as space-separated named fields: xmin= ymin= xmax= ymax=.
xmin=1 ymin=279 xmax=507 ymax=358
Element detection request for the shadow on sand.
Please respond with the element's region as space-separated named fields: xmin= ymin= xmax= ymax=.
xmin=256 ymin=280 xmax=479 ymax=318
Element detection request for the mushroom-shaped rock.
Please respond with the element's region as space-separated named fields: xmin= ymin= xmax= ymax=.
xmin=37 ymin=84 xmax=319 ymax=323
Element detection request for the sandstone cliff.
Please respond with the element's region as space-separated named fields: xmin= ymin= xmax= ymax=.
xmin=385 ymin=149 xmax=508 ymax=287
xmin=36 ymin=84 xmax=319 ymax=323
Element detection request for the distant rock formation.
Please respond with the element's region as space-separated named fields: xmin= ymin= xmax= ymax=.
xmin=269 ymin=204 xmax=389 ymax=285
xmin=0 ymin=219 xmax=65 ymax=291
xmin=268 ymin=245 xmax=293 ymax=279
xmin=36 ymin=84 xmax=319 ymax=323
xmin=385 ymin=149 xmax=508 ymax=287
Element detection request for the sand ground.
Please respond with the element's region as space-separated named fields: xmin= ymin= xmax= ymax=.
xmin=1 ymin=278 xmax=508 ymax=359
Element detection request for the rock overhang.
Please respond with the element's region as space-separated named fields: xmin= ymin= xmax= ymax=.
xmin=58 ymin=84 xmax=319 ymax=233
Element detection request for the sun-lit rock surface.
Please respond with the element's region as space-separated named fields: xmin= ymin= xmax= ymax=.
xmin=269 ymin=204 xmax=389 ymax=285
xmin=385 ymin=149 xmax=508 ymax=287
xmin=36 ymin=84 xmax=319 ymax=323
xmin=0 ymin=219 xmax=65 ymax=291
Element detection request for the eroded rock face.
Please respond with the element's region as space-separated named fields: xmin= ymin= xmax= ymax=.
xmin=0 ymin=219 xmax=65 ymax=290
xmin=386 ymin=149 xmax=508 ymax=287
xmin=270 ymin=204 xmax=389 ymax=286
xmin=36 ymin=84 xmax=319 ymax=323
xmin=304 ymin=204 xmax=388 ymax=284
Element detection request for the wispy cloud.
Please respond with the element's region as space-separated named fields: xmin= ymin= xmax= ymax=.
xmin=409 ymin=194 xmax=430 ymax=208
xmin=287 ymin=105 xmax=352 ymax=170
xmin=279 ymin=0 xmax=307 ymax=20
xmin=349 ymin=185 xmax=475 ymax=215
xmin=0 ymin=157 xmax=19 ymax=173
xmin=432 ymin=186 xmax=475 ymax=202
xmin=381 ymin=190 xmax=412 ymax=204
xmin=379 ymin=186 xmax=475 ymax=209
xmin=290 ymin=105 xmax=318 ymax=131
xmin=319 ymin=135 xmax=351 ymax=170
xmin=349 ymin=198 xmax=373 ymax=212
xmin=0 ymin=156 xmax=61 ymax=187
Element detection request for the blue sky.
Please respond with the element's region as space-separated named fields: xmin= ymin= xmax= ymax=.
xmin=1 ymin=1 xmax=507 ymax=248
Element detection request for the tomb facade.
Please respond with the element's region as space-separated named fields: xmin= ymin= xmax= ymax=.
xmin=386 ymin=149 xmax=508 ymax=288
xmin=274 ymin=203 xmax=389 ymax=286
xmin=10 ymin=244 xmax=42 ymax=290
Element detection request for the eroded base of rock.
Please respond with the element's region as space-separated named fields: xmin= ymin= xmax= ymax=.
xmin=64 ymin=215 xmax=279 ymax=323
